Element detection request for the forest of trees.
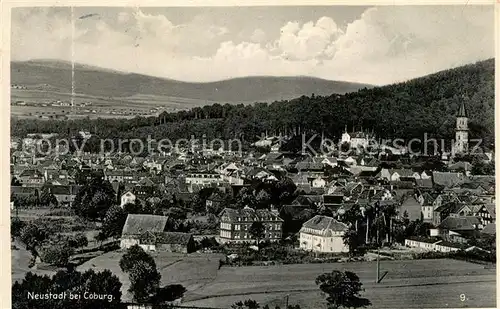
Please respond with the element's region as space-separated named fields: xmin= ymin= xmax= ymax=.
xmin=11 ymin=59 xmax=495 ymax=152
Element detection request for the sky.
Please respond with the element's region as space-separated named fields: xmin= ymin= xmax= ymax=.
xmin=11 ymin=5 xmax=495 ymax=85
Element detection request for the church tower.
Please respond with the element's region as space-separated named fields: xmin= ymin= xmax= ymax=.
xmin=454 ymin=102 xmax=468 ymax=154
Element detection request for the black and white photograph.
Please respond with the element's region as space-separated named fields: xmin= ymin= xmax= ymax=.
xmin=6 ymin=3 xmax=497 ymax=309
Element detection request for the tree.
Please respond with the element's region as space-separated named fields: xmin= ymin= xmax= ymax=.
xmin=120 ymin=245 xmax=161 ymax=302
xmin=101 ymin=205 xmax=128 ymax=239
xmin=119 ymin=244 xmax=156 ymax=273
xmin=237 ymin=187 xmax=257 ymax=209
xmin=12 ymin=272 xmax=53 ymax=309
xmin=150 ymin=284 xmax=187 ymax=304
xmin=255 ymin=190 xmax=271 ymax=209
xmin=13 ymin=269 xmax=122 ymax=309
xmin=275 ymin=177 xmax=297 ymax=204
xmin=248 ymin=221 xmax=265 ymax=248
xmin=315 ymin=270 xmax=371 ymax=309
xmin=72 ymin=173 xmax=115 ymax=221
xmin=471 ymin=157 xmax=495 ymax=175
xmin=11 ymin=176 xmax=21 ymax=186
xmin=20 ymin=223 xmax=47 ymax=261
xmin=11 ymin=218 xmax=26 ymax=238
xmin=39 ymin=186 xmax=58 ymax=207
xmin=165 ymin=206 xmax=187 ymax=221
xmin=123 ymin=202 xmax=142 ymax=214
xmin=72 ymin=232 xmax=89 ymax=249
xmin=342 ymin=227 xmax=363 ymax=256
xmin=39 ymin=243 xmax=74 ymax=267
xmin=232 ymin=299 xmax=260 ymax=309
xmin=128 ymin=260 xmax=161 ymax=303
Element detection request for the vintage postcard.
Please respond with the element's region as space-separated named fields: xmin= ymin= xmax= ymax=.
xmin=2 ymin=1 xmax=497 ymax=309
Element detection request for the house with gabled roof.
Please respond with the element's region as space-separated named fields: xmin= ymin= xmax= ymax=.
xmin=120 ymin=214 xmax=193 ymax=253
xmin=50 ymin=185 xmax=81 ymax=206
xmin=120 ymin=214 xmax=169 ymax=250
xmin=473 ymin=203 xmax=495 ymax=225
xmin=321 ymin=156 xmax=338 ymax=167
xmin=120 ymin=191 xmax=136 ymax=207
xmin=437 ymin=216 xmax=482 ymax=243
xmin=18 ymin=169 xmax=45 ymax=187
xmin=218 ymin=207 xmax=283 ymax=244
xmin=299 ymin=215 xmax=349 ymax=253
xmin=138 ymin=231 xmax=195 ymax=253
xmin=432 ymin=172 xmax=466 ymax=188
xmin=415 ymin=178 xmax=433 ymax=191
xmin=418 ymin=192 xmax=436 ymax=222
xmin=481 ymin=223 xmax=495 ymax=236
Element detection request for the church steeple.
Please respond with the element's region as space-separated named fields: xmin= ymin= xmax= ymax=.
xmin=454 ymin=101 xmax=469 ymax=154
xmin=457 ymin=102 xmax=467 ymax=118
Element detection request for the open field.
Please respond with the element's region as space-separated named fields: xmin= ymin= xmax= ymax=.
xmin=182 ymin=259 xmax=496 ymax=309
xmin=13 ymin=245 xmax=224 ymax=301
xmin=77 ymin=251 xmax=224 ymax=301
xmin=12 ymin=239 xmax=496 ymax=309
xmin=10 ymin=88 xmax=237 ymax=119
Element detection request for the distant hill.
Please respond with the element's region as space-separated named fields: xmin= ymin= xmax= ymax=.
xmin=11 ymin=59 xmax=495 ymax=151
xmin=10 ymin=60 xmax=372 ymax=103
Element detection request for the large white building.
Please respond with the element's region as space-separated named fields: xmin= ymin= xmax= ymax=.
xmin=185 ymin=171 xmax=224 ymax=191
xmin=340 ymin=126 xmax=374 ymax=149
xmin=299 ymin=215 xmax=349 ymax=253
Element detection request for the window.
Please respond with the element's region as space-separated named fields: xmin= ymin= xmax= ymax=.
xmin=235 ymin=225 xmax=240 ymax=231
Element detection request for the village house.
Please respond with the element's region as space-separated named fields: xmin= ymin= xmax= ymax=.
xmin=18 ymin=169 xmax=45 ymax=187
xmin=185 ymin=171 xmax=224 ymax=192
xmin=379 ymin=168 xmax=417 ymax=181
xmin=218 ymin=207 xmax=283 ymax=244
xmin=50 ymin=185 xmax=81 ymax=206
xmin=432 ymin=171 xmax=466 ymax=188
xmin=404 ymin=237 xmax=464 ymax=253
xmin=299 ymin=215 xmax=349 ymax=253
xmin=418 ymin=192 xmax=436 ymax=222
xmin=437 ymin=216 xmax=482 ymax=243
xmin=321 ymin=156 xmax=338 ymax=167
xmin=120 ymin=214 xmax=194 ymax=253
xmin=121 ymin=191 xmax=137 ymax=207
xmin=473 ymin=203 xmax=495 ymax=225
xmin=121 ymin=214 xmax=168 ymax=249
xmin=11 ymin=186 xmax=38 ymax=200
xmin=312 ymin=176 xmax=327 ymax=188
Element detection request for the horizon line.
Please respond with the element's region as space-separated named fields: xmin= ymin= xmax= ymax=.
xmin=11 ymin=57 xmax=495 ymax=87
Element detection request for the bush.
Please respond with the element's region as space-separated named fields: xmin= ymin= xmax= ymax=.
xmin=44 ymin=209 xmax=75 ymax=216
xmin=150 ymin=284 xmax=187 ymax=304
xmin=413 ymin=249 xmax=496 ymax=263
xmin=11 ymin=218 xmax=26 ymax=238
xmin=40 ymin=244 xmax=74 ymax=266
xmin=67 ymin=233 xmax=89 ymax=249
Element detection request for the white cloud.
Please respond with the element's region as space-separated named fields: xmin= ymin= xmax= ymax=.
xmin=250 ymin=28 xmax=267 ymax=43
xmin=11 ymin=6 xmax=494 ymax=85
xmin=275 ymin=17 xmax=343 ymax=60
